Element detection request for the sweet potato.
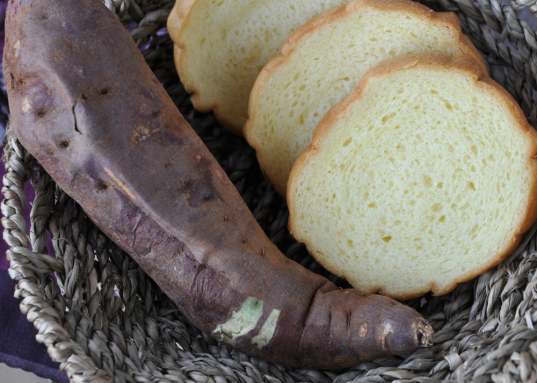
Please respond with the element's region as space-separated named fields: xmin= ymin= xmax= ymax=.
xmin=4 ymin=0 xmax=434 ymax=368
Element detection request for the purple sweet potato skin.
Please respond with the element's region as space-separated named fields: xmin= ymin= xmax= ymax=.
xmin=4 ymin=0 xmax=433 ymax=368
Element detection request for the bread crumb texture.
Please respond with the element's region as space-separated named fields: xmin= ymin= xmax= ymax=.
xmin=288 ymin=57 xmax=537 ymax=299
xmin=245 ymin=1 xmax=484 ymax=194
xmin=173 ymin=0 xmax=350 ymax=133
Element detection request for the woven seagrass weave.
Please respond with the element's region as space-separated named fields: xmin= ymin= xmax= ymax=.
xmin=4 ymin=0 xmax=537 ymax=382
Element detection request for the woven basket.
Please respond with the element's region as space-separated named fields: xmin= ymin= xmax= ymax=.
xmin=4 ymin=0 xmax=537 ymax=382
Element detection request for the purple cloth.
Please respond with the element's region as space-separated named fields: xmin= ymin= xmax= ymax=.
xmin=0 ymin=271 xmax=69 ymax=383
xmin=0 ymin=0 xmax=7 ymax=141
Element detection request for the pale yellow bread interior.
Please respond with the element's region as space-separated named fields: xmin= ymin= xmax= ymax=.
xmin=244 ymin=0 xmax=487 ymax=195
xmin=287 ymin=53 xmax=537 ymax=300
xmin=167 ymin=0 xmax=352 ymax=135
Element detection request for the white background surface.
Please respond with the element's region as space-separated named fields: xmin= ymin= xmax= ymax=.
xmin=0 ymin=363 xmax=50 ymax=383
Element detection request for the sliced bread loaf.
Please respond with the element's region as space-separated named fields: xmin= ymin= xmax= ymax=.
xmin=244 ymin=0 xmax=487 ymax=195
xmin=167 ymin=0 xmax=351 ymax=134
xmin=287 ymin=53 xmax=537 ymax=299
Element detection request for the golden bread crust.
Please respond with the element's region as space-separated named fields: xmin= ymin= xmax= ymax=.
xmin=288 ymin=53 xmax=537 ymax=300
xmin=167 ymin=0 xmax=196 ymax=40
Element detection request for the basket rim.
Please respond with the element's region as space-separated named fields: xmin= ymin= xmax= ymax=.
xmin=4 ymin=0 xmax=537 ymax=382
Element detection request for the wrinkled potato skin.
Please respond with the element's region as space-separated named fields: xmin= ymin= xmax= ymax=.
xmin=4 ymin=0 xmax=432 ymax=368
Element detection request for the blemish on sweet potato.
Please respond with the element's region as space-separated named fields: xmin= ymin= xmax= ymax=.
xmin=104 ymin=167 xmax=136 ymax=200
xmin=96 ymin=183 xmax=110 ymax=192
xmin=63 ymin=39 xmax=75 ymax=51
xmin=72 ymin=99 xmax=81 ymax=134
xmin=163 ymin=150 xmax=181 ymax=169
xmin=252 ymin=309 xmax=281 ymax=348
xmin=139 ymin=245 xmax=152 ymax=257
xmin=137 ymin=125 xmax=151 ymax=136
xmin=378 ymin=323 xmax=393 ymax=351
xmin=359 ymin=322 xmax=368 ymax=338
xmin=212 ymin=297 xmax=264 ymax=346
xmin=22 ymin=97 xmax=31 ymax=113
xmin=131 ymin=132 xmax=142 ymax=146
xmin=59 ymin=140 xmax=69 ymax=148
xmin=98 ymin=87 xmax=110 ymax=95
xmin=131 ymin=125 xmax=161 ymax=146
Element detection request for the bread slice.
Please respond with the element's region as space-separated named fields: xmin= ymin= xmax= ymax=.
xmin=167 ymin=0 xmax=352 ymax=135
xmin=244 ymin=0 xmax=487 ymax=195
xmin=287 ymin=53 xmax=537 ymax=299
